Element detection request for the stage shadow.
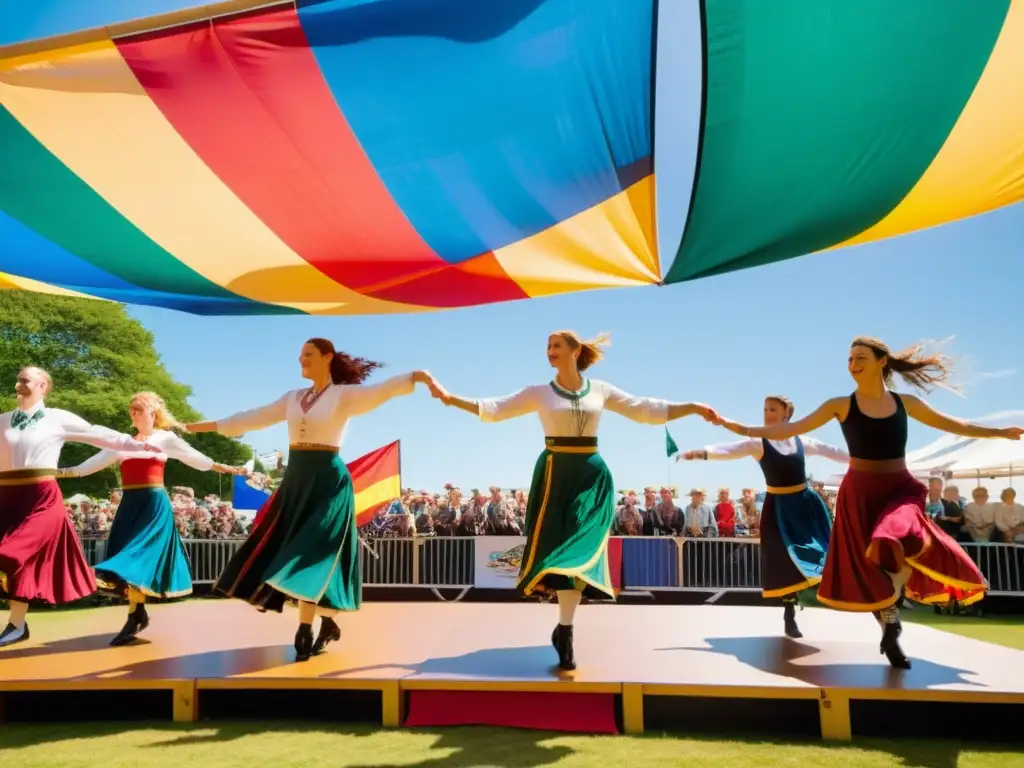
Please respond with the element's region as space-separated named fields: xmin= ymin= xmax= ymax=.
xmin=84 ymin=645 xmax=294 ymax=680
xmin=0 ymin=632 xmax=145 ymax=660
xmin=333 ymin=645 xmax=574 ymax=681
xmin=655 ymin=635 xmax=988 ymax=691
xmin=0 ymin=721 xmax=1013 ymax=768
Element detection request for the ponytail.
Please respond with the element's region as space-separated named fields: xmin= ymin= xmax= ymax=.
xmin=307 ymin=338 xmax=384 ymax=385
xmin=555 ymin=330 xmax=611 ymax=372
xmin=851 ymin=336 xmax=955 ymax=394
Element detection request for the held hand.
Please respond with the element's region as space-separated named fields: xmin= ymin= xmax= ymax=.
xmin=717 ymin=417 xmax=748 ymax=436
xmin=692 ymin=404 xmax=720 ymax=423
xmin=680 ymin=450 xmax=699 ymax=461
xmin=1001 ymin=426 xmax=1024 ymax=440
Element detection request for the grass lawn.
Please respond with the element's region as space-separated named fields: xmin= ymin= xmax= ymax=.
xmin=1 ymin=723 xmax=1022 ymax=768
xmin=899 ymin=609 xmax=1024 ymax=650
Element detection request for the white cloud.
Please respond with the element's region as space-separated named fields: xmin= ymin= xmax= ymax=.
xmin=978 ymin=368 xmax=1017 ymax=380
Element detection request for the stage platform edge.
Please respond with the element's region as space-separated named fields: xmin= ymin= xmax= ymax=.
xmin=0 ymin=601 xmax=1020 ymax=742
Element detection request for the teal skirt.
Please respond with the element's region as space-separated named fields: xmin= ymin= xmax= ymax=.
xmin=760 ymin=488 xmax=833 ymax=598
xmin=94 ymin=487 xmax=192 ymax=599
xmin=214 ymin=448 xmax=359 ymax=612
xmin=516 ymin=437 xmax=616 ymax=601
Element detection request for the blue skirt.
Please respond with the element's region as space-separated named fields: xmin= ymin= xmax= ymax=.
xmin=94 ymin=487 xmax=192 ymax=599
xmin=759 ymin=488 xmax=832 ymax=598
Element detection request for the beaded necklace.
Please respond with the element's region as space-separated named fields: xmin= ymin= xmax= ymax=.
xmin=549 ymin=378 xmax=591 ymax=437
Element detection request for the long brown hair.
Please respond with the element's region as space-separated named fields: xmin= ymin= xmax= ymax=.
xmin=851 ymin=336 xmax=954 ymax=393
xmin=305 ymin=338 xmax=384 ymax=385
xmin=554 ymin=330 xmax=610 ymax=372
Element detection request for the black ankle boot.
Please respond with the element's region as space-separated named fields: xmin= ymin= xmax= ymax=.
xmin=312 ymin=617 xmax=341 ymax=656
xmin=880 ymin=621 xmax=911 ymax=669
xmin=783 ymin=602 xmax=803 ymax=638
xmin=294 ymin=623 xmax=314 ymax=662
xmin=0 ymin=622 xmax=29 ymax=648
xmin=551 ymin=624 xmax=576 ymax=671
xmin=110 ymin=604 xmax=149 ymax=647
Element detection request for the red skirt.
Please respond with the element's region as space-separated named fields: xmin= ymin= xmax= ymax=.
xmin=0 ymin=478 xmax=96 ymax=604
xmin=818 ymin=468 xmax=986 ymax=611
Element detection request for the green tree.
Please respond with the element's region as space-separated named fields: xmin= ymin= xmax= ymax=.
xmin=252 ymin=455 xmax=267 ymax=474
xmin=0 ymin=293 xmax=250 ymax=499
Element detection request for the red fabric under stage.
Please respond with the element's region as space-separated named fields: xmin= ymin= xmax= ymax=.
xmin=404 ymin=690 xmax=619 ymax=734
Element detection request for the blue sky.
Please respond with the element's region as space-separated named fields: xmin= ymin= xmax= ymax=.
xmin=7 ymin=2 xmax=1023 ymax=494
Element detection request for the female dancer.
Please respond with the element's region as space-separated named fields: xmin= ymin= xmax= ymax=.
xmin=58 ymin=392 xmax=247 ymax=646
xmin=0 ymin=367 xmax=157 ymax=648
xmin=711 ymin=338 xmax=1022 ymax=668
xmin=186 ymin=338 xmax=434 ymax=661
xmin=425 ymin=331 xmax=716 ymax=670
xmin=678 ymin=395 xmax=849 ymax=638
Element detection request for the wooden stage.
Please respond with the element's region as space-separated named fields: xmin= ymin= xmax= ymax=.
xmin=0 ymin=600 xmax=1021 ymax=741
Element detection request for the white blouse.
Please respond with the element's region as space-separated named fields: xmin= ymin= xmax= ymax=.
xmin=215 ymin=373 xmax=415 ymax=447
xmin=477 ymin=379 xmax=669 ymax=436
xmin=703 ymin=437 xmax=849 ymax=464
xmin=0 ymin=402 xmax=147 ymax=472
xmin=63 ymin=429 xmax=216 ymax=477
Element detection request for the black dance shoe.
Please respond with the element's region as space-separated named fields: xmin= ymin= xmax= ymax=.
xmin=880 ymin=621 xmax=911 ymax=669
xmin=0 ymin=622 xmax=29 ymax=648
xmin=294 ymin=623 xmax=314 ymax=662
xmin=783 ymin=603 xmax=803 ymax=639
xmin=312 ymin=616 xmax=341 ymax=656
xmin=551 ymin=624 xmax=576 ymax=671
xmin=110 ymin=604 xmax=150 ymax=647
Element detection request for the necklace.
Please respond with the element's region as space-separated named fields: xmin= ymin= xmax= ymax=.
xmin=549 ymin=379 xmax=591 ymax=437
xmin=300 ymin=384 xmax=331 ymax=414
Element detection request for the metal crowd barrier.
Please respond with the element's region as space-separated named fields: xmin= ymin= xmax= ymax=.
xmin=75 ymin=535 xmax=1023 ymax=596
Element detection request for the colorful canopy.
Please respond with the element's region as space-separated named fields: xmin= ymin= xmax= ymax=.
xmin=0 ymin=0 xmax=658 ymax=314
xmin=2 ymin=0 xmax=1023 ymax=314
xmin=666 ymin=0 xmax=1024 ymax=283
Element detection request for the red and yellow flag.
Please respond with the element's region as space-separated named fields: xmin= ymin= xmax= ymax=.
xmin=250 ymin=441 xmax=401 ymax=528
xmin=349 ymin=440 xmax=402 ymax=527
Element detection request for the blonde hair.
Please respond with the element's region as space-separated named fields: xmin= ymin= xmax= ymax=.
xmin=131 ymin=391 xmax=184 ymax=431
xmin=22 ymin=366 xmax=53 ymax=394
xmin=554 ymin=330 xmax=610 ymax=372
xmin=765 ymin=394 xmax=795 ymax=421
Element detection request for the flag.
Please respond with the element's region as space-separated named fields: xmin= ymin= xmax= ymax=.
xmin=349 ymin=440 xmax=403 ymax=527
xmin=249 ymin=441 xmax=402 ymax=528
xmin=665 ymin=427 xmax=679 ymax=458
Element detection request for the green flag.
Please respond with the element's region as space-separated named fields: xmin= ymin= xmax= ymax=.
xmin=665 ymin=427 xmax=679 ymax=458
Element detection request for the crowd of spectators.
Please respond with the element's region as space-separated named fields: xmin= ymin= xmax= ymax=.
xmin=66 ymin=486 xmax=251 ymax=540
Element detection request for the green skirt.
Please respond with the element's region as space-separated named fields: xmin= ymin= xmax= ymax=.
xmin=214 ymin=448 xmax=360 ymax=612
xmin=516 ymin=437 xmax=616 ymax=600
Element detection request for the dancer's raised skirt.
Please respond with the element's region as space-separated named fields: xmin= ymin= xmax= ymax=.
xmin=516 ymin=437 xmax=616 ymax=600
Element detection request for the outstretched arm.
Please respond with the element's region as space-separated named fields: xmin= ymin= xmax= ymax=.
xmin=902 ymin=394 xmax=1023 ymax=439
xmin=717 ymin=398 xmax=845 ymax=440
xmin=427 ymin=375 xmax=539 ymax=422
xmin=58 ymin=449 xmax=119 ymax=478
xmin=802 ymin=437 xmax=851 ymax=464
xmin=188 ymin=393 xmax=289 ymax=436
xmin=342 ymin=372 xmax=423 ymax=418
xmin=57 ymin=412 xmax=155 ymax=453
xmin=679 ymin=439 xmax=762 ymax=462
xmin=159 ymin=431 xmax=245 ymax=474
xmin=603 ymin=382 xmax=716 ymax=425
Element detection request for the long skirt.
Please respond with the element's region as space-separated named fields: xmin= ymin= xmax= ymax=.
xmin=0 ymin=472 xmax=95 ymax=604
xmin=214 ymin=448 xmax=359 ymax=613
xmin=760 ymin=488 xmax=832 ymax=598
xmin=818 ymin=468 xmax=986 ymax=611
xmin=94 ymin=487 xmax=192 ymax=599
xmin=516 ymin=437 xmax=616 ymax=600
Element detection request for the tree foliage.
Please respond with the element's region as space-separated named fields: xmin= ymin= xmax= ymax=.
xmin=0 ymin=293 xmax=249 ymax=499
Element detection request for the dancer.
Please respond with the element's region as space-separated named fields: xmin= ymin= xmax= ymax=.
xmin=425 ymin=331 xmax=717 ymax=670
xmin=0 ymin=367 xmax=158 ymax=648
xmin=186 ymin=338 xmax=434 ymax=661
xmin=678 ymin=395 xmax=848 ymax=638
xmin=58 ymin=392 xmax=247 ymax=646
xmin=711 ymin=337 xmax=1022 ymax=668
